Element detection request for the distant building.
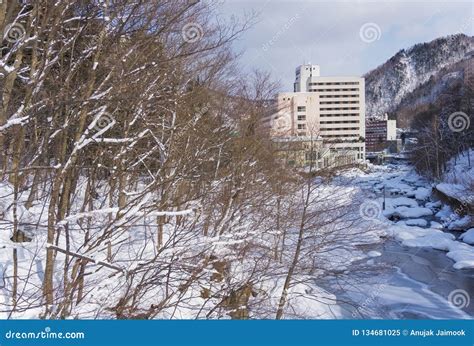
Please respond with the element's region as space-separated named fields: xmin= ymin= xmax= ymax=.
xmin=264 ymin=64 xmax=366 ymax=165
xmin=272 ymin=136 xmax=358 ymax=169
xmin=465 ymin=51 xmax=474 ymax=91
xmin=365 ymin=114 xmax=397 ymax=152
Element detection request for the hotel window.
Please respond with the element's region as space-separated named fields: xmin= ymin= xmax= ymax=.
xmin=297 ymin=106 xmax=306 ymax=112
xmin=297 ymin=124 xmax=306 ymax=130
xmin=297 ymin=115 xmax=306 ymax=121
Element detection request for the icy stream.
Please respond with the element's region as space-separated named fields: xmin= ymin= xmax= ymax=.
xmin=318 ymin=163 xmax=474 ymax=319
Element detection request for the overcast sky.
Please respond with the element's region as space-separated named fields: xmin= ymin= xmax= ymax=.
xmin=216 ymin=0 xmax=474 ymax=91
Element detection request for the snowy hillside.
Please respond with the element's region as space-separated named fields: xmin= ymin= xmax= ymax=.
xmin=437 ymin=149 xmax=474 ymax=206
xmin=365 ymin=34 xmax=474 ymax=118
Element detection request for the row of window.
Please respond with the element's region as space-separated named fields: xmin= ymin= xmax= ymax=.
xmin=295 ymin=118 xmax=361 ymax=123
xmin=320 ymin=107 xmax=359 ymax=111
xmin=281 ymin=90 xmax=360 ymax=103
xmin=365 ymin=136 xmax=387 ymax=143
xmin=309 ymin=82 xmax=359 ymax=86
xmin=321 ymin=134 xmax=359 ymax=138
xmin=366 ymin=135 xmax=387 ymax=139
xmin=365 ymin=130 xmax=387 ymax=136
xmin=309 ymin=88 xmax=359 ymax=92
xmin=321 ymin=127 xmax=360 ymax=131
xmin=320 ymin=113 xmax=360 ymax=117
xmin=319 ymin=94 xmax=359 ymax=98
xmin=321 ymin=120 xmax=359 ymax=124
xmin=320 ymin=101 xmax=359 ymax=105
xmin=366 ymin=126 xmax=388 ymax=130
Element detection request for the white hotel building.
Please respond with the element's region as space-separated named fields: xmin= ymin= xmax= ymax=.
xmin=268 ymin=64 xmax=366 ymax=164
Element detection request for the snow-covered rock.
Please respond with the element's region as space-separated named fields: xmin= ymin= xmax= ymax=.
xmin=425 ymin=201 xmax=442 ymax=210
xmin=430 ymin=221 xmax=444 ymax=230
xmin=447 ymin=215 xmax=472 ymax=231
xmin=446 ymin=243 xmax=474 ymax=270
xmin=387 ymin=197 xmax=419 ymax=208
xmin=405 ymin=219 xmax=428 ymax=227
xmin=414 ymin=187 xmax=431 ymax=201
xmin=403 ymin=232 xmax=456 ymax=251
xmin=459 ymin=228 xmax=474 ymax=245
xmin=367 ymin=250 xmax=382 ymax=258
xmin=393 ymin=206 xmax=433 ymax=219
xmin=436 ymin=183 xmax=467 ymax=203
xmin=435 ymin=205 xmax=454 ymax=220
xmin=387 ymin=223 xmax=474 ymax=270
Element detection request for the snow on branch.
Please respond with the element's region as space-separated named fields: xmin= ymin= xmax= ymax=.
xmin=0 ymin=116 xmax=29 ymax=131
xmin=147 ymin=209 xmax=194 ymax=217
xmin=56 ymin=207 xmax=194 ymax=226
xmin=57 ymin=208 xmax=119 ymax=226
xmin=46 ymin=244 xmax=126 ymax=273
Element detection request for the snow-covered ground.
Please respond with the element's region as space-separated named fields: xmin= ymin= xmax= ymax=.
xmin=1 ymin=160 xmax=472 ymax=319
xmin=436 ymin=149 xmax=474 ymax=204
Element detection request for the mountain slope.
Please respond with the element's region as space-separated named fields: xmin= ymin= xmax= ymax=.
xmin=365 ymin=34 xmax=474 ymax=119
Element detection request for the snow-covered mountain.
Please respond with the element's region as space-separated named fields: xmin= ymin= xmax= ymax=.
xmin=365 ymin=34 xmax=474 ymax=119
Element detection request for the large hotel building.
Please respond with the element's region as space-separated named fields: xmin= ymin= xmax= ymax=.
xmin=266 ymin=64 xmax=366 ymax=167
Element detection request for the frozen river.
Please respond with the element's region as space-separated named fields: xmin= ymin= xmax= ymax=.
xmin=318 ymin=162 xmax=473 ymax=319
